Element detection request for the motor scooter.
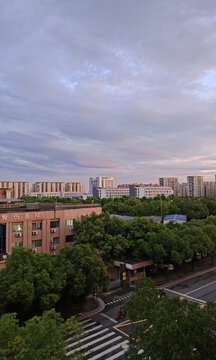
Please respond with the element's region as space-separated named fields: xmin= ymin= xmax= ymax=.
xmin=116 ymin=309 xmax=126 ymax=321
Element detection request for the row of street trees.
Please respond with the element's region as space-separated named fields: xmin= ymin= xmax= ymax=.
xmin=125 ymin=274 xmax=216 ymax=360
xmin=0 ymin=245 xmax=108 ymax=319
xmin=74 ymin=212 xmax=216 ymax=267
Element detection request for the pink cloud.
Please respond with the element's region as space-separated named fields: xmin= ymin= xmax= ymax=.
xmin=80 ymin=160 xmax=119 ymax=168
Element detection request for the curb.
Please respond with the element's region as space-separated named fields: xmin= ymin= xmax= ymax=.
xmin=105 ymin=295 xmax=131 ymax=306
xmin=75 ymin=297 xmax=105 ymax=321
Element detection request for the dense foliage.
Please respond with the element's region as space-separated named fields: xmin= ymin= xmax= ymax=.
xmin=20 ymin=195 xmax=216 ymax=221
xmin=0 ymin=246 xmax=108 ymax=318
xmin=125 ymin=274 xmax=216 ymax=360
xmin=74 ymin=212 xmax=216 ymax=267
xmin=0 ymin=309 xmax=83 ymax=360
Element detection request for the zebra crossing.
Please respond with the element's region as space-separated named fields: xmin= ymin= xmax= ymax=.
xmin=65 ymin=317 xmax=129 ymax=359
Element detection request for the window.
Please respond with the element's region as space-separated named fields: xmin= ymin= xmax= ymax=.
xmin=50 ymin=237 xmax=59 ymax=244
xmin=32 ymin=240 xmax=42 ymax=247
xmin=50 ymin=221 xmax=59 ymax=228
xmin=12 ymin=224 xmax=23 ymax=232
xmin=66 ymin=235 xmax=74 ymax=243
xmin=65 ymin=219 xmax=74 ymax=227
xmin=32 ymin=222 xmax=42 ymax=230
xmin=11 ymin=242 xmax=23 ymax=249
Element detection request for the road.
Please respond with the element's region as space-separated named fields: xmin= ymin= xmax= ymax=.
xmin=164 ymin=269 xmax=216 ymax=303
xmin=66 ymin=291 xmax=133 ymax=360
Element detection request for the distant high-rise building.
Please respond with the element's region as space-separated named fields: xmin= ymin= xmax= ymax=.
xmin=32 ymin=182 xmax=65 ymax=193
xmin=89 ymin=178 xmax=99 ymax=196
xmin=187 ymin=176 xmax=204 ymax=197
xmin=0 ymin=181 xmax=29 ymax=199
xmin=89 ymin=176 xmax=114 ymax=195
xmin=65 ymin=182 xmax=85 ymax=193
xmin=204 ymin=182 xmax=216 ymax=197
xmin=159 ymin=177 xmax=179 ymax=196
xmin=178 ymin=182 xmax=188 ymax=197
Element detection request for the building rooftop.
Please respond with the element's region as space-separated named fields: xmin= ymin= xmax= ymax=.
xmin=163 ymin=214 xmax=187 ymax=221
xmin=0 ymin=203 xmax=100 ymax=214
xmin=110 ymin=214 xmax=134 ymax=221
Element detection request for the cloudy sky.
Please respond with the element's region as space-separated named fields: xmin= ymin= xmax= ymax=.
xmin=1 ymin=0 xmax=216 ymax=188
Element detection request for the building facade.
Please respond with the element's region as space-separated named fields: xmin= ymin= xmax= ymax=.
xmin=129 ymin=185 xmax=173 ymax=198
xmin=89 ymin=176 xmax=114 ymax=195
xmin=0 ymin=203 xmax=101 ymax=268
xmin=0 ymin=182 xmax=29 ymax=199
xmin=204 ymin=182 xmax=216 ymax=197
xmin=187 ymin=176 xmax=204 ymax=197
xmin=178 ymin=182 xmax=188 ymax=197
xmin=65 ymin=182 xmax=85 ymax=193
xmin=95 ymin=187 xmax=130 ymax=199
xmin=159 ymin=177 xmax=179 ymax=196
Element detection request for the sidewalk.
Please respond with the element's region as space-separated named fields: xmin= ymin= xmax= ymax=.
xmin=75 ymin=297 xmax=105 ymax=321
xmin=151 ymin=256 xmax=215 ymax=286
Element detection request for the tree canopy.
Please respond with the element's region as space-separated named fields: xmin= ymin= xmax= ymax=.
xmin=125 ymin=273 xmax=216 ymax=360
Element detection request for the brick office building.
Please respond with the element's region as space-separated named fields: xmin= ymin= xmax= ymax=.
xmin=0 ymin=203 xmax=101 ymax=269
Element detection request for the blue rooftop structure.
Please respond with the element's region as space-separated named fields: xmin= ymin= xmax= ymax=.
xmin=163 ymin=214 xmax=187 ymax=224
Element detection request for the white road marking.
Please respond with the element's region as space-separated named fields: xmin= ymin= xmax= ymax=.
xmin=80 ymin=318 xmax=93 ymax=324
xmin=100 ymin=313 xmax=117 ymax=323
xmin=65 ymin=328 xmax=109 ymax=349
xmin=164 ymin=288 xmax=206 ymax=304
xmin=82 ymin=321 xmax=97 ymax=329
xmin=84 ymin=335 xmax=122 ymax=357
xmin=88 ymin=340 xmax=129 ymax=360
xmin=66 ymin=325 xmax=103 ymax=343
xmin=106 ymin=349 xmax=128 ymax=360
xmin=186 ymin=280 xmax=216 ymax=295
xmin=66 ymin=331 xmax=116 ymax=355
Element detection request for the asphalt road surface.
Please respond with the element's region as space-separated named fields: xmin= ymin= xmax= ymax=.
xmin=164 ymin=269 xmax=216 ymax=303
xmin=66 ymin=294 xmax=132 ymax=360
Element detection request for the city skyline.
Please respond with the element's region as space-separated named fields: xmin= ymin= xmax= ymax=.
xmin=1 ymin=1 xmax=216 ymax=187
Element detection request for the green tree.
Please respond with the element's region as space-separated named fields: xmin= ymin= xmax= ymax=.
xmin=125 ymin=274 xmax=216 ymax=360
xmin=58 ymin=244 xmax=109 ymax=300
xmin=0 ymin=309 xmax=83 ymax=360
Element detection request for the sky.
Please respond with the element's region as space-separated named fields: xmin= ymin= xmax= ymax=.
xmin=1 ymin=0 xmax=216 ymax=189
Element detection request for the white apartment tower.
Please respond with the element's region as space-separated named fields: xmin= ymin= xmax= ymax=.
xmin=89 ymin=176 xmax=114 ymax=195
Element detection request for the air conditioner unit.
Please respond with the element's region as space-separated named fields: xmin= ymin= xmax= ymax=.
xmin=69 ymin=226 xmax=74 ymax=231
xmin=51 ymin=229 xmax=56 ymax=233
xmin=15 ymin=233 xmax=22 ymax=238
xmin=51 ymin=245 xmax=56 ymax=250
xmin=32 ymin=230 xmax=38 ymax=235
xmin=52 ymin=252 xmax=56 ymax=256
xmin=32 ymin=248 xmax=37 ymax=253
